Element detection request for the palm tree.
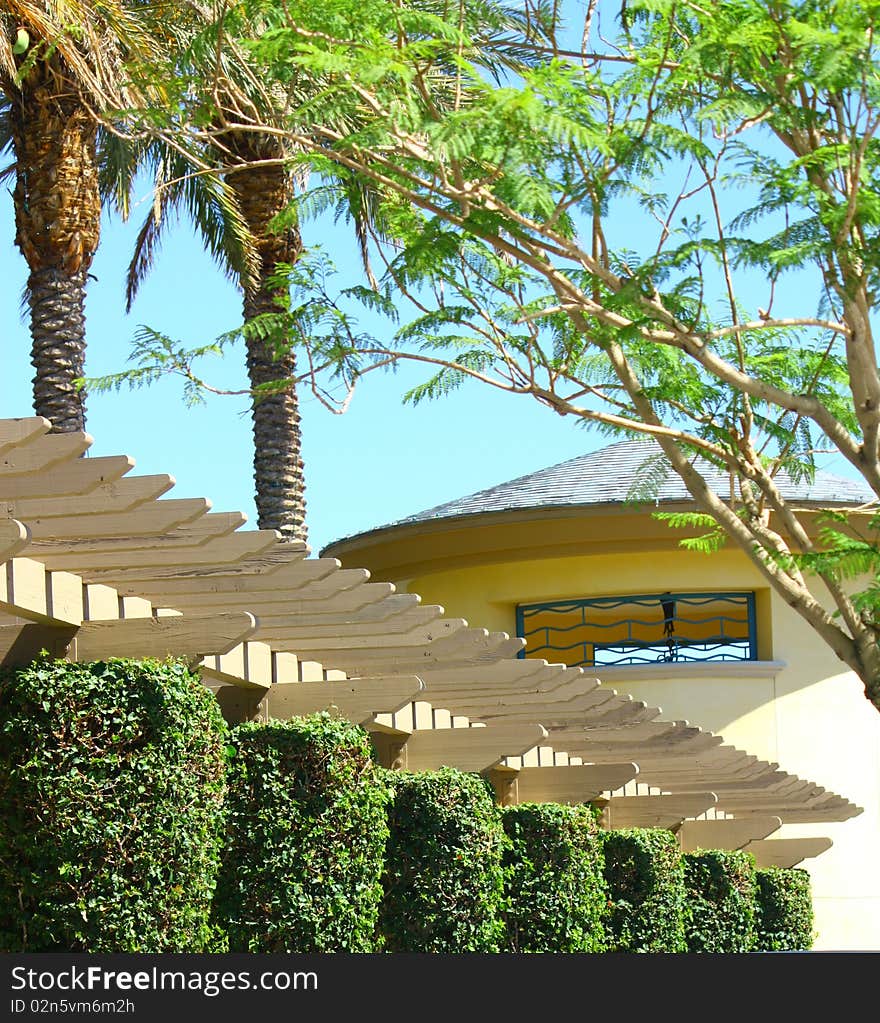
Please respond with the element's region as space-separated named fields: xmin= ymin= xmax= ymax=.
xmin=121 ymin=0 xmax=552 ymax=543
xmin=120 ymin=26 xmax=310 ymax=541
xmin=226 ymin=144 xmax=307 ymax=542
xmin=0 ymin=3 xmax=176 ymax=434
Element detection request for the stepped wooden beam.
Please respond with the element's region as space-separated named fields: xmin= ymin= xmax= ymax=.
xmin=0 ymin=417 xmax=50 ymax=455
xmin=583 ymin=697 xmax=663 ymax=727
xmin=647 ymin=767 xmax=791 ymax=792
xmin=7 ymin=474 xmax=176 ymax=519
xmin=287 ymin=630 xmax=525 ymax=673
xmin=446 ymin=679 xmax=618 ymax=723
xmin=250 ymin=566 xmax=368 ymax=600
xmin=72 ymin=611 xmax=257 ymax=661
xmin=714 ymin=785 xmax=861 ymax=820
xmin=463 ymin=690 xmax=659 ymax=736
xmin=602 ymin=792 xmax=718 ymax=829
xmin=216 ymin=674 xmax=426 ymax=726
xmin=254 ymin=601 xmax=437 ymax=636
xmin=554 ymin=733 xmax=725 ymax=768
xmin=414 ymin=666 xmax=575 ymax=709
xmin=34 ymin=528 xmax=281 ymax=578
xmin=718 ymin=778 xmax=822 ymax=802
xmin=743 ymin=837 xmax=833 ymax=868
xmin=417 ymin=660 xmax=553 ymax=690
xmin=765 ymin=800 xmax=863 ymax=823
xmin=249 ymin=592 xmax=422 ymax=627
xmin=102 ymin=551 xmax=341 ymax=598
xmin=0 ymin=519 xmax=30 ymax=562
xmin=678 ymin=816 xmax=783 ymax=852
xmin=271 ymin=674 xmax=425 ymax=722
xmin=23 ymin=498 xmax=211 ymax=540
xmin=633 ymin=750 xmax=763 ymax=777
xmin=716 ymin=787 xmax=828 ymax=812
xmin=1 ymin=431 xmax=92 ymax=474
xmin=550 ymin=718 xmax=683 ymax=747
xmin=627 ymin=771 xmax=762 ymax=796
xmin=256 ymin=613 xmax=466 ymax=649
xmin=616 ymin=746 xmax=756 ymax=774
xmin=164 ymin=579 xmax=398 ymax=619
xmin=398 ymin=721 xmax=548 ymax=773
xmin=25 ymin=512 xmax=250 ymax=569
xmin=148 ymin=563 xmax=358 ymax=613
xmin=0 ymin=455 xmax=135 ymax=500
xmin=492 ymin=762 xmax=639 ymax=806
xmin=564 ymin=720 xmax=720 ymax=761
xmin=257 ymin=581 xmax=397 ymax=615
xmin=634 ymin=767 xmax=785 ymax=798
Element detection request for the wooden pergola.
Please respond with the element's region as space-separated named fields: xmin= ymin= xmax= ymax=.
xmin=0 ymin=417 xmax=862 ymax=869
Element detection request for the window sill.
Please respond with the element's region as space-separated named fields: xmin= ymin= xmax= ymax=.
xmin=585 ymin=660 xmax=786 ymax=681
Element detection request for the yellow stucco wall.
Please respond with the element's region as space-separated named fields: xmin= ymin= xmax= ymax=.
xmin=394 ymin=544 xmax=880 ymax=951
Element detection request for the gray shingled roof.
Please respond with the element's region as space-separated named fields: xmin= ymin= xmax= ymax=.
xmin=389 ymin=439 xmax=875 ymax=527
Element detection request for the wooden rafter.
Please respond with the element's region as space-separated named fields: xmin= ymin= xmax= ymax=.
xmin=0 ymin=519 xmax=30 ymax=563
xmin=0 ymin=455 xmax=135 ymax=500
xmin=743 ymin=837 xmax=833 ymax=867
xmin=678 ymin=816 xmax=783 ymax=852
xmin=1 ymin=431 xmax=92 ymax=473
xmin=24 ymin=498 xmax=212 ymax=540
xmin=0 ymin=417 xmax=50 ymax=455
xmin=400 ymin=721 xmax=548 ymax=773
xmin=7 ymin=474 xmax=176 ymax=518
xmin=602 ymin=793 xmax=719 ymax=829
xmin=73 ymin=611 xmax=258 ymax=661
xmin=499 ymin=763 xmax=640 ymax=805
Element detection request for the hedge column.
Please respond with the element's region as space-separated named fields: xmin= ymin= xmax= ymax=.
xmin=601 ymin=828 xmax=688 ymax=953
xmin=0 ymin=657 xmax=228 ymax=952
xmin=502 ymin=802 xmax=606 ymax=952
xmin=683 ymin=849 xmax=758 ymax=952
xmin=379 ymin=767 xmax=507 ymax=952
xmin=212 ymin=713 xmax=390 ymax=952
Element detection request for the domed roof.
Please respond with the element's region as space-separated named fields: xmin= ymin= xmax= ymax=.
xmin=380 ymin=438 xmax=873 ymax=528
xmin=321 ymin=437 xmax=876 ymax=573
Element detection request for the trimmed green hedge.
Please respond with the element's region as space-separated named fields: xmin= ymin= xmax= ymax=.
xmin=683 ymin=849 xmax=758 ymax=952
xmin=0 ymin=657 xmax=228 ymax=952
xmin=378 ymin=768 xmax=507 ymax=951
xmin=501 ymin=802 xmax=606 ymax=952
xmin=212 ymin=713 xmax=389 ymax=952
xmin=755 ymin=866 xmax=815 ymax=951
xmin=0 ymin=652 xmax=822 ymax=956
xmin=601 ymin=828 xmax=688 ymax=952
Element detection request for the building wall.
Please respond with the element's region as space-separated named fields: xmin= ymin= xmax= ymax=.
xmin=398 ymin=544 xmax=880 ymax=951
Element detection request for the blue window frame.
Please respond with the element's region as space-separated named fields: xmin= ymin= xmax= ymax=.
xmin=516 ymin=591 xmax=758 ymax=667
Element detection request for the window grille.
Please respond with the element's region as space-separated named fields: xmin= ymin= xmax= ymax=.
xmin=516 ymin=591 xmax=757 ymax=667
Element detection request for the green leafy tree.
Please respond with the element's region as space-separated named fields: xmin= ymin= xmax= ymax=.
xmin=146 ymin=0 xmax=880 ymax=710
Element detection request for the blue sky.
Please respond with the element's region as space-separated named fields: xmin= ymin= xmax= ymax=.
xmin=0 ymin=190 xmax=596 ymax=557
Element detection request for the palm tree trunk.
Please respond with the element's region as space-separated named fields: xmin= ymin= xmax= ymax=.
xmin=229 ymin=159 xmax=307 ymax=543
xmin=28 ymin=266 xmax=88 ymax=432
xmin=6 ymin=64 xmax=100 ymax=435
